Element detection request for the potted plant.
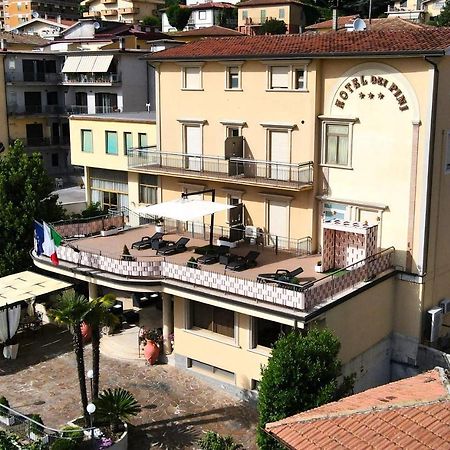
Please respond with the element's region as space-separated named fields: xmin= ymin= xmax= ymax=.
xmin=186 ymin=256 xmax=199 ymax=269
xmin=155 ymin=217 xmax=164 ymax=233
xmin=121 ymin=245 xmax=134 ymax=262
xmin=314 ymin=260 xmax=323 ymax=273
xmin=144 ymin=328 xmax=163 ymax=365
xmin=0 ymin=397 xmax=14 ymax=426
xmin=101 ymin=225 xmax=120 ymax=237
xmin=28 ymin=414 xmax=47 ymax=442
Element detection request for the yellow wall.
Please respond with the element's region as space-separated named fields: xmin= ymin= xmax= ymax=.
xmin=237 ymin=4 xmax=303 ymax=28
xmin=83 ymin=0 xmax=162 ymax=22
xmin=0 ymin=56 xmax=9 ymax=147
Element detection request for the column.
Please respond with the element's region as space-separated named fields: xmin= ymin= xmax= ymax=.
xmin=162 ymin=293 xmax=173 ymax=355
xmin=88 ymin=282 xmax=98 ymax=301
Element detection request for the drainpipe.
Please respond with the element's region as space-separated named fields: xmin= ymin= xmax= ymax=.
xmin=421 ymin=56 xmax=439 ymax=277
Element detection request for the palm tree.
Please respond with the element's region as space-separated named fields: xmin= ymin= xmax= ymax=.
xmin=85 ymin=294 xmax=118 ymax=400
xmin=48 ymin=289 xmax=92 ymax=426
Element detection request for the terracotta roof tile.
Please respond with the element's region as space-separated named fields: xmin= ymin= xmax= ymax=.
xmin=266 ymin=368 xmax=450 ymax=449
xmin=237 ymin=0 xmax=304 ymax=6
xmin=171 ymin=25 xmax=244 ymax=37
xmin=148 ymin=28 xmax=450 ymax=60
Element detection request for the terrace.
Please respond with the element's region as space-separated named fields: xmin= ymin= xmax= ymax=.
xmin=33 ymin=217 xmax=396 ymax=317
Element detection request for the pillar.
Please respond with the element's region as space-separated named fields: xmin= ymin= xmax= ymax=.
xmin=88 ymin=282 xmax=98 ymax=301
xmin=162 ymin=293 xmax=173 ymax=355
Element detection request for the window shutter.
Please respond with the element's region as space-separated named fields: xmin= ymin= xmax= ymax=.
xmin=185 ymin=67 xmax=201 ymax=89
xmin=271 ymin=66 xmax=289 ymax=88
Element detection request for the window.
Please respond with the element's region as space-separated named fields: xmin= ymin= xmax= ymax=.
xmin=270 ymin=66 xmax=289 ymax=89
xmin=191 ymin=302 xmax=235 ymax=338
xmin=242 ymin=10 xmax=248 ymax=19
xmin=103 ymin=191 xmax=118 ymax=212
xmin=105 ymin=131 xmax=118 ymax=155
xmin=90 ymin=169 xmax=128 ymax=211
xmin=323 ymin=202 xmax=348 ymax=221
xmin=198 ymin=10 xmax=206 ymax=20
xmin=138 ymin=133 xmax=147 ymax=148
xmin=227 ymin=127 xmax=240 ymax=137
xmin=323 ymin=123 xmax=350 ymax=166
xmin=260 ymin=9 xmax=266 ymax=22
xmin=123 ymin=132 xmax=133 ymax=155
xmin=279 ymin=8 xmax=285 ymax=18
xmin=295 ymin=68 xmax=305 ymax=90
xmin=46 ymin=91 xmax=58 ymax=105
xmin=226 ymin=66 xmax=240 ymax=90
xmin=51 ymin=153 xmax=59 ymax=167
xmin=81 ymin=129 xmax=93 ymax=152
xmin=182 ymin=66 xmax=202 ymax=90
xmin=139 ymin=174 xmax=158 ymax=204
xmin=252 ymin=318 xmax=292 ymax=349
xmin=188 ymin=359 xmax=235 ymax=382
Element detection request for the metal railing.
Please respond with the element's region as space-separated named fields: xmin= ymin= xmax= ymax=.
xmin=7 ymin=104 xmax=67 ymax=115
xmin=62 ymin=73 xmax=121 ymax=84
xmin=6 ymin=72 xmax=61 ymax=83
xmin=95 ymin=105 xmax=120 ymax=114
xmin=11 ymin=137 xmax=70 ymax=147
xmin=128 ymin=149 xmax=313 ymax=188
xmin=67 ymin=105 xmax=89 ymax=114
xmin=0 ymin=404 xmax=95 ymax=447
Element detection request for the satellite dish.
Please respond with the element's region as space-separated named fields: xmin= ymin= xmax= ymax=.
xmin=93 ymin=21 xmax=101 ymax=30
xmin=352 ymin=18 xmax=367 ymax=31
xmin=32 ymin=11 xmax=40 ymax=19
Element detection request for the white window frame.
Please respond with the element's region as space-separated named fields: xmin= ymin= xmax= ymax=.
xmin=319 ymin=117 xmax=357 ymax=169
xmin=198 ymin=10 xmax=207 ymax=20
xmin=263 ymin=60 xmax=310 ymax=92
xmin=220 ymin=120 xmax=246 ymax=139
xmin=179 ymin=63 xmax=204 ymax=91
xmin=220 ymin=61 xmax=244 ymax=91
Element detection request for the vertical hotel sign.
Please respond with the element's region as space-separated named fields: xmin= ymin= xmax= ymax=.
xmin=334 ymin=75 xmax=409 ymax=112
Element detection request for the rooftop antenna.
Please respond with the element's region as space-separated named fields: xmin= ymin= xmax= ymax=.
xmin=352 ymin=18 xmax=367 ymax=31
xmin=369 ymin=0 xmax=373 ymax=24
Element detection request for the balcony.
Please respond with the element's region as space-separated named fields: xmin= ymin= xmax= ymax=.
xmin=127 ymin=149 xmax=313 ymax=190
xmin=95 ymin=105 xmax=119 ymax=114
xmin=67 ymin=105 xmax=89 ymax=115
xmin=118 ymin=7 xmax=139 ymax=14
xmin=32 ymin=221 xmax=395 ymax=315
xmin=12 ymin=136 xmax=69 ymax=147
xmin=62 ymin=73 xmax=121 ymax=85
xmin=7 ymin=104 xmax=67 ymax=116
xmin=102 ymin=8 xmax=117 ymax=15
xmin=83 ymin=10 xmax=101 ymax=17
xmin=6 ymin=72 xmax=61 ymax=83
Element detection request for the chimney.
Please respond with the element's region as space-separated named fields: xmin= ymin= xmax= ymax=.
xmin=0 ymin=39 xmax=7 ymax=51
xmin=331 ymin=0 xmax=340 ymax=31
xmin=57 ymin=15 xmax=61 ymax=24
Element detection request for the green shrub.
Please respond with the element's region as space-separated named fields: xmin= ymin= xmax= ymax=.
xmin=0 ymin=396 xmax=9 ymax=407
xmin=28 ymin=414 xmax=44 ymax=434
xmin=51 ymin=438 xmax=77 ymax=450
xmin=60 ymin=425 xmax=84 ymax=444
xmin=198 ymin=431 xmax=243 ymax=450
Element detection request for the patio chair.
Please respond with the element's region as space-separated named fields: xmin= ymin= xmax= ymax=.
xmin=131 ymin=232 xmax=165 ymax=250
xmin=226 ymin=251 xmax=260 ymax=271
xmin=257 ymin=266 xmax=304 ymax=283
xmin=156 ymin=237 xmax=190 ymax=256
xmin=196 ymin=245 xmax=229 ymax=265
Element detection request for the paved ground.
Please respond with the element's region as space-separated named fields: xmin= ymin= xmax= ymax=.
xmin=0 ymin=325 xmax=258 ymax=449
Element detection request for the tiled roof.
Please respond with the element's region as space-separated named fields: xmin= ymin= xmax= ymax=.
xmin=171 ymin=26 xmax=244 ymax=37
xmin=0 ymin=31 xmax=47 ymax=46
xmin=184 ymin=1 xmax=236 ymax=9
xmin=237 ymin=0 xmax=304 ymax=6
xmin=148 ymin=28 xmax=450 ymax=60
xmin=266 ymin=368 xmax=450 ymax=450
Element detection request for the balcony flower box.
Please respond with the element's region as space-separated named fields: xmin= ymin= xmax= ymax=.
xmin=314 ymin=262 xmax=323 ymax=273
xmin=101 ymin=226 xmax=122 ymax=237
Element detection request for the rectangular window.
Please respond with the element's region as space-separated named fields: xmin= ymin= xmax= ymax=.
xmin=191 ymin=302 xmax=235 ymax=338
xmin=226 ymin=66 xmax=240 ymax=90
xmin=242 ymin=10 xmax=248 ymax=19
xmin=139 ymin=174 xmax=158 ymax=204
xmin=227 ymin=127 xmax=240 ymax=137
xmin=294 ymin=68 xmax=305 ymax=90
xmin=270 ymin=66 xmax=289 ymax=89
xmin=105 ymin=131 xmax=118 ymax=155
xmin=279 ymin=8 xmax=285 ymax=18
xmin=252 ymin=317 xmax=292 ymax=349
xmin=323 ymin=202 xmax=348 ymax=221
xmin=198 ymin=10 xmax=206 ymax=20
xmin=324 ymin=124 xmax=349 ymax=166
xmin=183 ymin=66 xmax=201 ymax=90
xmin=51 ymin=153 xmax=59 ymax=167
xmin=124 ymin=132 xmax=133 ymax=155
xmin=81 ymin=129 xmax=93 ymax=152
xmin=188 ymin=359 xmax=235 ymax=382
xmin=138 ymin=133 xmax=147 ymax=148
xmin=260 ymin=9 xmax=266 ymax=22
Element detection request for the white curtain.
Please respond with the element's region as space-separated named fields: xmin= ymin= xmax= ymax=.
xmin=1 ymin=305 xmax=21 ymax=359
xmin=0 ymin=310 xmax=8 ymax=343
xmin=8 ymin=306 xmax=21 ymax=337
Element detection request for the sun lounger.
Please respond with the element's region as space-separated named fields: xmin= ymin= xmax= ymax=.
xmin=131 ymin=232 xmax=164 ymax=250
xmin=226 ymin=251 xmax=260 ymax=271
xmin=196 ymin=245 xmax=229 ymax=265
xmin=257 ymin=267 xmax=304 ymax=283
xmin=156 ymin=237 xmax=190 ymax=256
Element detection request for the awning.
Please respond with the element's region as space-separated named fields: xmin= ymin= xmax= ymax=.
xmin=92 ymin=54 xmax=113 ymax=72
xmin=77 ymin=54 xmax=97 ymax=73
xmin=135 ymin=199 xmax=234 ymax=222
xmin=0 ymin=271 xmax=72 ymax=310
xmin=61 ymin=55 xmax=81 ymax=73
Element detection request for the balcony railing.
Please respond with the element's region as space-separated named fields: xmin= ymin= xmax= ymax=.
xmin=67 ymin=105 xmax=88 ymax=114
xmin=128 ymin=149 xmax=313 ymax=189
xmin=62 ymin=73 xmax=121 ymax=84
xmin=6 ymin=72 xmax=61 ymax=83
xmin=7 ymin=104 xmax=67 ymax=115
xmin=12 ymin=136 xmax=70 ymax=147
xmin=118 ymin=7 xmax=139 ymax=13
xmin=95 ymin=105 xmax=119 ymax=114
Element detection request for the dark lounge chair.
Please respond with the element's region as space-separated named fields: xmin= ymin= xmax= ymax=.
xmin=257 ymin=267 xmax=304 ymax=283
xmin=226 ymin=251 xmax=260 ymax=271
xmin=156 ymin=237 xmax=190 ymax=256
xmin=131 ymin=232 xmax=164 ymax=250
xmin=196 ymin=245 xmax=229 ymax=265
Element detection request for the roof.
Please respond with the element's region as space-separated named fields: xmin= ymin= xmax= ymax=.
xmin=0 ymin=271 xmax=72 ymax=308
xmin=0 ymin=31 xmax=47 ymax=46
xmin=11 ymin=18 xmax=75 ymax=31
xmin=306 ymin=15 xmax=434 ymax=31
xmin=147 ymin=28 xmax=450 ymax=60
xmin=266 ymin=368 xmax=450 ymax=450
xmin=184 ymin=1 xmax=236 ymax=9
xmin=237 ymin=0 xmax=304 ymax=6
xmin=171 ymin=25 xmax=244 ymax=37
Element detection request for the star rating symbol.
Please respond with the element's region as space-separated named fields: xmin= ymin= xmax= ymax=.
xmin=368 ymin=92 xmax=374 ymax=99
xmin=378 ymin=92 xmax=385 ymax=99
xmin=359 ymin=92 xmax=365 ymax=99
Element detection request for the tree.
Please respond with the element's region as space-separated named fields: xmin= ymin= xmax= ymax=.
xmin=48 ymin=290 xmax=92 ymax=427
xmin=435 ymin=0 xmax=450 ymax=26
xmin=257 ymin=328 xmax=353 ymax=449
xmin=166 ymin=4 xmax=192 ymax=31
xmin=0 ymin=140 xmax=65 ymax=276
xmin=258 ymin=19 xmax=287 ymax=35
xmin=198 ymin=431 xmax=243 ymax=450
xmin=85 ymin=294 xmax=118 ymax=400
xmin=142 ymin=15 xmax=161 ymax=28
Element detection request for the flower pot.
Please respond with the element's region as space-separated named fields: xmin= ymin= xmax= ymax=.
xmin=144 ymin=339 xmax=160 ymax=365
xmin=29 ymin=431 xmax=48 ymax=443
xmin=0 ymin=415 xmax=15 ymax=426
xmin=81 ymin=322 xmax=92 ymax=343
xmin=155 ymin=225 xmax=164 ymax=233
xmin=101 ymin=227 xmax=121 ymax=237
xmin=314 ymin=264 xmax=323 ymax=273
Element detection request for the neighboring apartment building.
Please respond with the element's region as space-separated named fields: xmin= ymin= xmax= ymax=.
xmin=237 ymin=0 xmax=306 ymax=34
xmin=170 ymin=25 xmax=244 ymax=42
xmin=162 ymin=2 xmax=237 ymax=33
xmin=3 ymin=0 xmax=81 ymax=31
xmin=9 ymin=17 xmax=75 ymax=39
xmin=386 ymin=0 xmax=445 ymax=21
xmin=33 ymin=29 xmax=450 ymax=396
xmin=81 ymin=0 xmax=164 ymax=23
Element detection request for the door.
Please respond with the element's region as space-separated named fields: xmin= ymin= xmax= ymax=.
xmin=52 ymin=123 xmax=60 ymax=145
xmin=268 ymin=200 xmax=288 ymax=248
xmin=184 ymin=125 xmax=202 ymax=171
xmin=24 ymin=92 xmax=42 ymax=114
xmin=26 ymin=124 xmax=44 ymax=146
xmin=269 ymin=130 xmax=290 ymax=180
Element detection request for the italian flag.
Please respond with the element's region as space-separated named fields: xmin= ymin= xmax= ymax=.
xmin=43 ymin=221 xmax=62 ymax=265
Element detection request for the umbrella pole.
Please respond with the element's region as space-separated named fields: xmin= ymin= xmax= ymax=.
xmin=209 ymin=190 xmax=215 ymax=246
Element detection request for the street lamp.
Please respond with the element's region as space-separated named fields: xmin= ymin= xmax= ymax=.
xmin=87 ymin=402 xmax=96 ymax=444
xmin=86 ymin=369 xmax=94 ymax=401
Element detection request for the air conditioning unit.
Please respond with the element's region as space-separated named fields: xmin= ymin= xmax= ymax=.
xmin=424 ymin=307 xmax=443 ymax=343
xmin=245 ymin=225 xmax=257 ymax=238
xmin=439 ymin=298 xmax=450 ymax=314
